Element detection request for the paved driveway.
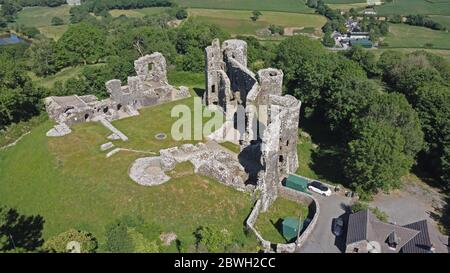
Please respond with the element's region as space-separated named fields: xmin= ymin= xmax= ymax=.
xmin=371 ymin=181 xmax=449 ymax=253
xmin=298 ymin=193 xmax=352 ymax=253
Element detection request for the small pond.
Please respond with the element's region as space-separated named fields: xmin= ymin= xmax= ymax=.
xmin=0 ymin=34 xmax=27 ymax=46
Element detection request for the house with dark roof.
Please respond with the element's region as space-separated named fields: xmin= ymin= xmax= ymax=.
xmin=345 ymin=210 xmax=435 ymax=253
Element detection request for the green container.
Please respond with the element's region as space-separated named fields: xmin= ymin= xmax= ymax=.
xmin=282 ymin=217 xmax=302 ymax=241
xmin=285 ymin=174 xmax=309 ymax=193
xmin=350 ymin=38 xmax=373 ymax=48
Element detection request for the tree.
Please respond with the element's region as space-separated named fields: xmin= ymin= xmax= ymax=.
xmin=353 ymin=92 xmax=424 ymax=158
xmin=251 ymin=10 xmax=262 ymax=21
xmin=176 ymin=19 xmax=229 ymax=54
xmin=388 ymin=54 xmax=443 ymax=98
xmin=174 ymin=8 xmax=188 ymax=20
xmin=21 ymin=26 xmax=40 ymax=38
xmin=56 ymin=23 xmax=106 ymax=67
xmin=44 ymin=229 xmax=97 ymax=253
xmin=414 ymin=83 xmax=450 ymax=185
xmin=27 ymin=38 xmax=57 ymax=76
xmin=0 ymin=16 xmax=8 ymax=28
xmin=343 ymin=46 xmax=380 ymax=77
xmin=105 ymin=221 xmax=134 ymax=253
xmin=51 ymin=16 xmax=64 ymax=26
xmin=344 ymin=121 xmax=413 ymax=196
xmin=194 ymin=225 xmax=232 ymax=253
xmin=322 ymin=31 xmax=335 ymax=47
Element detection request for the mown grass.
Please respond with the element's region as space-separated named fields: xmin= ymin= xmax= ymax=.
xmin=0 ymin=89 xmax=262 ymax=251
xmin=383 ymin=23 xmax=450 ymax=50
xmin=255 ymin=197 xmax=308 ymax=244
xmin=173 ymin=0 xmax=315 ymax=13
xmin=15 ymin=5 xmax=71 ymax=27
xmin=375 ymin=0 xmax=450 ymax=16
xmin=189 ymin=8 xmax=326 ymax=36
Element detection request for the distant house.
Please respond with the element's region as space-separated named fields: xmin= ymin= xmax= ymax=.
xmin=66 ymin=0 xmax=81 ymax=6
xmin=349 ymin=32 xmax=370 ymax=39
xmin=345 ymin=210 xmax=436 ymax=253
xmin=350 ymin=38 xmax=373 ymax=48
xmin=366 ymin=0 xmax=383 ymax=6
xmin=363 ymin=8 xmax=377 ymax=16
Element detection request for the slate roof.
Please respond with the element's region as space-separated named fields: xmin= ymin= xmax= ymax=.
xmin=345 ymin=209 xmax=431 ymax=253
xmin=401 ymin=220 xmax=433 ymax=253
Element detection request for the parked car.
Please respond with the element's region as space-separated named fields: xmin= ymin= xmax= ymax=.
xmin=333 ymin=217 xmax=344 ymax=236
xmin=308 ymin=181 xmax=332 ymax=196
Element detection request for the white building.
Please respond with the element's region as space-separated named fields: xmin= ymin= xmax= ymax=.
xmin=66 ymin=0 xmax=81 ymax=6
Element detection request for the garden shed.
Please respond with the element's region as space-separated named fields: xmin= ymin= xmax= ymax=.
xmin=282 ymin=217 xmax=302 ymax=241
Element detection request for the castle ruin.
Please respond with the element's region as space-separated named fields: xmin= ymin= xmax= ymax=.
xmin=204 ymin=39 xmax=301 ymax=211
xmin=44 ymin=52 xmax=190 ymax=136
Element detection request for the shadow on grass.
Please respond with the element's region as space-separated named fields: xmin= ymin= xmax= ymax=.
xmin=1 ymin=207 xmax=45 ymax=251
xmin=270 ymin=218 xmax=293 ymax=243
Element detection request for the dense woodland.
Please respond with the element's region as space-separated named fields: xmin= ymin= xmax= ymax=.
xmin=0 ymin=1 xmax=449 ymax=250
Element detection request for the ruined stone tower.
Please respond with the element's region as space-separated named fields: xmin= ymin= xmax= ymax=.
xmin=204 ymin=39 xmax=302 ymax=211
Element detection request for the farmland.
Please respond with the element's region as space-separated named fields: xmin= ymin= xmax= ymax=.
xmin=189 ymin=8 xmax=326 ymax=36
xmin=383 ymin=23 xmax=450 ymax=50
xmin=172 ymin=0 xmax=314 ymax=13
xmin=109 ymin=7 xmax=171 ymax=18
xmin=13 ymin=5 xmax=71 ymax=40
xmin=375 ymin=0 xmax=450 ymax=16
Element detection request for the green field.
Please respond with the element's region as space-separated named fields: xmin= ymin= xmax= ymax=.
xmin=255 ymin=197 xmax=308 ymax=243
xmin=383 ymin=23 xmax=450 ymax=50
xmin=14 ymin=5 xmax=71 ymax=40
xmin=327 ymin=2 xmax=368 ymax=11
xmin=189 ymin=8 xmax=326 ymax=36
xmin=375 ymin=0 xmax=450 ymax=16
xmin=173 ymin=0 xmax=314 ymax=13
xmin=0 ymin=86 xmax=260 ymax=251
xmin=15 ymin=5 xmax=71 ymax=27
xmin=109 ymin=7 xmax=171 ymax=18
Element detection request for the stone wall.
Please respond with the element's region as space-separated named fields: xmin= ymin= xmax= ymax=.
xmin=246 ymin=186 xmax=320 ymax=253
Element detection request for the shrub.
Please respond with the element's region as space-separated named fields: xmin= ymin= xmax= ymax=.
xmin=44 ymin=229 xmax=97 ymax=253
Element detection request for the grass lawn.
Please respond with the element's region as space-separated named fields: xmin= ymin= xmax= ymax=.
xmin=15 ymin=5 xmax=71 ymax=27
xmin=188 ymin=8 xmax=326 ymax=36
xmin=375 ymin=0 xmax=450 ymax=16
xmin=14 ymin=5 xmax=71 ymax=40
xmin=173 ymin=0 xmax=315 ymax=13
xmin=383 ymin=23 xmax=450 ymax=50
xmin=255 ymin=197 xmax=308 ymax=243
xmin=37 ymin=25 xmax=68 ymax=41
xmin=109 ymin=7 xmax=171 ymax=18
xmin=0 ymin=82 xmax=263 ymax=251
xmin=327 ymin=2 xmax=368 ymax=11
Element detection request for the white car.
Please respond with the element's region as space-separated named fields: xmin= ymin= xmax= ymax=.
xmin=308 ymin=181 xmax=332 ymax=196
